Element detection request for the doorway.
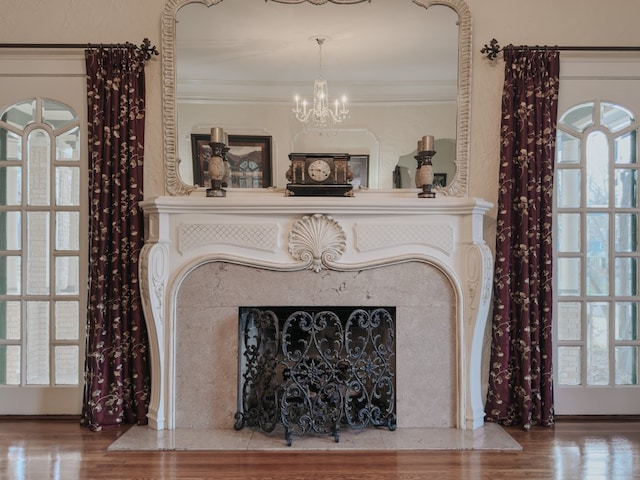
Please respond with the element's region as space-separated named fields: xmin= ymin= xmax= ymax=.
xmin=0 ymin=54 xmax=87 ymax=415
xmin=554 ymin=56 xmax=640 ymax=414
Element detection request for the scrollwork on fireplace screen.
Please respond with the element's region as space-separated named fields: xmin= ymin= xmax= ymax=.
xmin=235 ymin=306 xmax=396 ymax=446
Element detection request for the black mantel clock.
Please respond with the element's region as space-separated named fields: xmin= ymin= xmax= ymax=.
xmin=285 ymin=153 xmax=353 ymax=196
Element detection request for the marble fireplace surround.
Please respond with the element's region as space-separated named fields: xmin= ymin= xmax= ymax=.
xmin=139 ymin=190 xmax=493 ymax=432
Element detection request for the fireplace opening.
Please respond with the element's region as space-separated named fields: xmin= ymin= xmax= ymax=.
xmin=235 ymin=306 xmax=397 ymax=445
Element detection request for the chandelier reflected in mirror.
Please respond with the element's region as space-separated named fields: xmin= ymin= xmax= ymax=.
xmin=293 ymin=37 xmax=350 ymax=129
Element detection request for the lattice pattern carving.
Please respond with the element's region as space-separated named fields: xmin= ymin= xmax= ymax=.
xmin=271 ymin=0 xmax=371 ymax=4
xmin=355 ymin=223 xmax=453 ymax=255
xmin=179 ymin=223 xmax=278 ymax=253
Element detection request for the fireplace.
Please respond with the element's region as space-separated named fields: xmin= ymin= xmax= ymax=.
xmin=235 ymin=306 xmax=396 ymax=445
xmin=139 ymin=191 xmax=493 ymax=431
xmin=175 ymin=262 xmax=453 ymax=431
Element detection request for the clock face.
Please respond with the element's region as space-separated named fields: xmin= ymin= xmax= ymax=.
xmin=307 ymin=159 xmax=332 ymax=182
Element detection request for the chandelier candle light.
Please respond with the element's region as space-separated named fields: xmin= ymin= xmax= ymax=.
xmin=293 ymin=37 xmax=349 ymax=129
xmin=415 ymin=135 xmax=436 ymax=198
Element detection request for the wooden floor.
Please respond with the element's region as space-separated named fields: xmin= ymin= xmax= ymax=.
xmin=1 ymin=419 xmax=639 ymax=479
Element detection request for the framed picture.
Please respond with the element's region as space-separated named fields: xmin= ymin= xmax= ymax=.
xmin=433 ymin=173 xmax=447 ymax=188
xmin=227 ymin=135 xmax=272 ymax=188
xmin=349 ymin=155 xmax=369 ymax=189
xmin=190 ymin=134 xmax=273 ymax=188
xmin=190 ymin=134 xmax=213 ymax=187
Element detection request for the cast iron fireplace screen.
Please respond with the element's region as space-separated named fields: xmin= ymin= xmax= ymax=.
xmin=235 ymin=306 xmax=396 ymax=446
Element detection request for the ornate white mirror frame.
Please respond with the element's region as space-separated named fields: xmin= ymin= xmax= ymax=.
xmin=161 ymin=0 xmax=471 ymax=197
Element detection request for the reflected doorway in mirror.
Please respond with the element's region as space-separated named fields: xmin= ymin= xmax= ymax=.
xmin=349 ymin=155 xmax=369 ymax=189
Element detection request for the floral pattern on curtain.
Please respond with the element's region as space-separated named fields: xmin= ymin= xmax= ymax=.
xmin=81 ymin=46 xmax=150 ymax=431
xmin=485 ymin=49 xmax=560 ymax=429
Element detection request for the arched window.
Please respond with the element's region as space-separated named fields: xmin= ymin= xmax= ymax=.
xmin=0 ymin=98 xmax=84 ymax=407
xmin=555 ymin=100 xmax=639 ymax=411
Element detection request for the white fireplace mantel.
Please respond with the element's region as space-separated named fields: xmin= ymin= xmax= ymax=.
xmin=139 ymin=190 xmax=493 ymax=431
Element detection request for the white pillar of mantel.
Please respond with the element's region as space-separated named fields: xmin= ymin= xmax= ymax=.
xmin=139 ymin=190 xmax=493 ymax=431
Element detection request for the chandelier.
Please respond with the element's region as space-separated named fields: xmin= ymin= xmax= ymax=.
xmin=293 ymin=37 xmax=349 ymax=129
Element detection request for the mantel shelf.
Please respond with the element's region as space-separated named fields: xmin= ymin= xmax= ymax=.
xmin=141 ymin=191 xmax=493 ymax=216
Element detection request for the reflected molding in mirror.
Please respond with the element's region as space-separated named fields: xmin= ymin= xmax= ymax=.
xmin=161 ymin=0 xmax=471 ymax=197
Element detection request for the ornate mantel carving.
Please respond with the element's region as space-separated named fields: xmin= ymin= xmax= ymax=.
xmin=139 ymin=191 xmax=493 ymax=431
xmin=288 ymin=214 xmax=346 ymax=272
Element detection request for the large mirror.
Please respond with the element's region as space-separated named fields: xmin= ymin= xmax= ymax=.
xmin=162 ymin=0 xmax=470 ymax=196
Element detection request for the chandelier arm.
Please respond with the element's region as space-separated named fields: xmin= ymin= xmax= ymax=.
xmin=292 ymin=36 xmax=350 ymax=129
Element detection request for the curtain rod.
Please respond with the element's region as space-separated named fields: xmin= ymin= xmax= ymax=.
xmin=481 ymin=38 xmax=640 ymax=60
xmin=0 ymin=38 xmax=159 ymax=61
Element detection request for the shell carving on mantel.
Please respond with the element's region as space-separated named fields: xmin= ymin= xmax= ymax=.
xmin=288 ymin=214 xmax=347 ymax=272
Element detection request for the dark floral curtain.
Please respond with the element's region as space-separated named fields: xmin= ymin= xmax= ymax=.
xmin=81 ymin=46 xmax=150 ymax=431
xmin=485 ymin=49 xmax=560 ymax=429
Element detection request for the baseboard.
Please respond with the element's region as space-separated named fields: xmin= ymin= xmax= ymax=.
xmin=555 ymin=415 xmax=640 ymax=422
xmin=0 ymin=415 xmax=80 ymax=422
